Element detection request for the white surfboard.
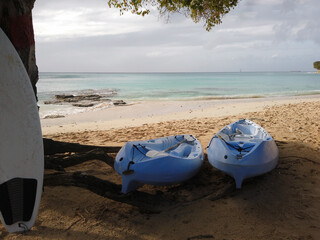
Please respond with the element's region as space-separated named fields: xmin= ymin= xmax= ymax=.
xmin=0 ymin=28 xmax=43 ymax=233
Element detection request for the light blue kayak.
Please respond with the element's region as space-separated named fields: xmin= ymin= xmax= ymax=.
xmin=115 ymin=135 xmax=204 ymax=194
xmin=207 ymin=119 xmax=278 ymax=188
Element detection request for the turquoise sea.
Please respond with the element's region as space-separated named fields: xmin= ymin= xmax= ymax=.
xmin=38 ymin=72 xmax=320 ymax=118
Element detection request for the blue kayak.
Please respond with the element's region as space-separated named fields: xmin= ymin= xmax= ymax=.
xmin=115 ymin=135 xmax=204 ymax=194
xmin=207 ymin=119 xmax=278 ymax=188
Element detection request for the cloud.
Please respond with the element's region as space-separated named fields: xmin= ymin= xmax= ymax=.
xmin=33 ymin=0 xmax=164 ymax=41
xmin=32 ymin=0 xmax=320 ymax=72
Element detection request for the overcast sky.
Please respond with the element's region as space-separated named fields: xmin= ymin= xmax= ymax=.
xmin=33 ymin=0 xmax=320 ymax=72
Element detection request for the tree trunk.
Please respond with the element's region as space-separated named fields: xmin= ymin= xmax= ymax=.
xmin=0 ymin=0 xmax=38 ymax=99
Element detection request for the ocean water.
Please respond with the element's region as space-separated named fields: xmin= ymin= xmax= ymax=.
xmin=38 ymin=72 xmax=320 ymax=118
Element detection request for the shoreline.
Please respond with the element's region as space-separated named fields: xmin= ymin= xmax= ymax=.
xmin=42 ymin=94 xmax=320 ymax=135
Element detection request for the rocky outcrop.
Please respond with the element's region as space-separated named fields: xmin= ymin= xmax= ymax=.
xmin=113 ymin=100 xmax=126 ymax=106
xmin=0 ymin=0 xmax=38 ymax=99
xmin=72 ymin=103 xmax=95 ymax=108
xmin=43 ymin=115 xmax=65 ymax=119
xmin=44 ymin=94 xmax=126 ymax=108
xmin=55 ymin=94 xmax=104 ymax=102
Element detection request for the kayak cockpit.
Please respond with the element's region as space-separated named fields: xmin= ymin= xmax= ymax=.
xmin=115 ymin=134 xmax=204 ymax=193
xmin=207 ymin=119 xmax=279 ymax=189
xmin=216 ymin=119 xmax=272 ymax=157
xmin=219 ymin=119 xmax=271 ymax=142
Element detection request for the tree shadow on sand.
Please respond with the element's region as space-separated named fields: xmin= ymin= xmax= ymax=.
xmin=43 ymin=138 xmax=235 ymax=213
xmin=43 ymin=138 xmax=320 ymax=214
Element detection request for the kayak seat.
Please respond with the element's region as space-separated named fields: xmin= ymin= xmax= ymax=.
xmin=232 ymin=135 xmax=253 ymax=141
xmin=218 ymin=131 xmax=231 ymax=141
xmin=170 ymin=144 xmax=192 ymax=158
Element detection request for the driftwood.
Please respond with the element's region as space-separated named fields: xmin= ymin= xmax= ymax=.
xmin=45 ymin=149 xmax=115 ymax=171
xmin=43 ymin=138 xmax=121 ymax=155
xmin=43 ymin=138 xmax=121 ymax=171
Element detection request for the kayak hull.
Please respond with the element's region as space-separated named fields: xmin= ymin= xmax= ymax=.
xmin=115 ymin=135 xmax=204 ymax=193
xmin=207 ymin=119 xmax=278 ymax=188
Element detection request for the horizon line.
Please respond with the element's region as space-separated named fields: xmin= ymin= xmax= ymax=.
xmin=39 ymin=70 xmax=315 ymax=74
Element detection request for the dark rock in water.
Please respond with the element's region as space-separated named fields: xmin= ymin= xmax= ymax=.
xmin=55 ymin=94 xmax=74 ymax=100
xmin=45 ymin=94 xmax=115 ymax=108
xmin=113 ymin=100 xmax=126 ymax=106
xmin=83 ymin=94 xmax=101 ymax=101
xmin=44 ymin=115 xmax=65 ymax=119
xmin=72 ymin=103 xmax=95 ymax=107
xmin=44 ymin=100 xmax=62 ymax=105
xmin=64 ymin=97 xmax=81 ymax=103
xmin=55 ymin=95 xmax=79 ymax=103
xmin=54 ymin=94 xmax=102 ymax=103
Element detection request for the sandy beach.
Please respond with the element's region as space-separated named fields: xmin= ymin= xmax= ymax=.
xmin=1 ymin=96 xmax=320 ymax=239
